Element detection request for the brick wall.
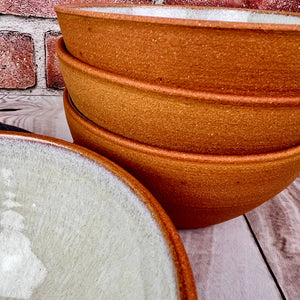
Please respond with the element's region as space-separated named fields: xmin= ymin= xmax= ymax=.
xmin=0 ymin=11 xmax=62 ymax=95
xmin=0 ymin=0 xmax=150 ymax=96
xmin=0 ymin=0 xmax=299 ymax=96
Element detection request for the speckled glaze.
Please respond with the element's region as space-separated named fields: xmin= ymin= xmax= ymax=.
xmin=56 ymin=37 xmax=300 ymax=155
xmin=63 ymin=89 xmax=300 ymax=228
xmin=0 ymin=132 xmax=197 ymax=300
xmin=55 ymin=4 xmax=300 ymax=97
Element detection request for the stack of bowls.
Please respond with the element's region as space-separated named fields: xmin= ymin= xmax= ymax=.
xmin=55 ymin=4 xmax=300 ymax=228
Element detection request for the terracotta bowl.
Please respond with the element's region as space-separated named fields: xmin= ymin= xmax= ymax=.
xmin=64 ymin=89 xmax=300 ymax=228
xmin=0 ymin=132 xmax=197 ymax=299
xmin=55 ymin=4 xmax=300 ymax=97
xmin=56 ymin=37 xmax=300 ymax=155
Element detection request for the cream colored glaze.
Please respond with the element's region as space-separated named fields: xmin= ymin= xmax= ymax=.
xmin=77 ymin=6 xmax=300 ymax=24
xmin=0 ymin=168 xmax=47 ymax=299
xmin=0 ymin=140 xmax=179 ymax=299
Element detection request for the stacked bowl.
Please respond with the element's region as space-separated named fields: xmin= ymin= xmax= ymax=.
xmin=55 ymin=4 xmax=300 ymax=228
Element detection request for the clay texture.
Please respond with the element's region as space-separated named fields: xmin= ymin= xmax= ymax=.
xmin=64 ymin=89 xmax=300 ymax=228
xmin=57 ymin=37 xmax=300 ymax=155
xmin=55 ymin=4 xmax=300 ymax=97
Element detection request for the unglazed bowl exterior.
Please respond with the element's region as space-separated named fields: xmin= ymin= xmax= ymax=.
xmin=63 ymin=89 xmax=300 ymax=228
xmin=57 ymin=37 xmax=300 ymax=155
xmin=0 ymin=132 xmax=197 ymax=300
xmin=55 ymin=4 xmax=300 ymax=97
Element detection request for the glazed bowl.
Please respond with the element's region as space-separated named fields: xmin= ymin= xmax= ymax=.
xmin=55 ymin=4 xmax=300 ymax=97
xmin=0 ymin=132 xmax=196 ymax=299
xmin=64 ymin=89 xmax=300 ymax=228
xmin=56 ymin=37 xmax=300 ymax=155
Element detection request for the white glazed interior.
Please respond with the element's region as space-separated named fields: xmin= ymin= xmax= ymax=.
xmin=0 ymin=138 xmax=178 ymax=300
xmin=77 ymin=6 xmax=300 ymax=25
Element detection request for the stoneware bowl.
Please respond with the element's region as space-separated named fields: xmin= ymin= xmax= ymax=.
xmin=0 ymin=132 xmax=197 ymax=299
xmin=56 ymin=37 xmax=300 ymax=155
xmin=55 ymin=4 xmax=300 ymax=97
xmin=64 ymin=89 xmax=300 ymax=228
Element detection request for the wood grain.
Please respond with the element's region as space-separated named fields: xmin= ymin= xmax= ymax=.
xmin=246 ymin=177 xmax=300 ymax=300
xmin=2 ymin=93 xmax=300 ymax=299
xmin=0 ymin=94 xmax=72 ymax=142
xmin=179 ymin=217 xmax=281 ymax=299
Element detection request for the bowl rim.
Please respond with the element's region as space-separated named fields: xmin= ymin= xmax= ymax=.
xmin=0 ymin=131 xmax=197 ymax=300
xmin=55 ymin=3 xmax=300 ymax=31
xmin=64 ymin=88 xmax=300 ymax=164
xmin=56 ymin=37 xmax=300 ymax=107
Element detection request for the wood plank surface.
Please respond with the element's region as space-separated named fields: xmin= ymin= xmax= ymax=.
xmin=179 ymin=217 xmax=281 ymax=299
xmin=0 ymin=94 xmax=72 ymax=142
xmin=246 ymin=177 xmax=300 ymax=300
xmin=2 ymin=93 xmax=299 ymax=299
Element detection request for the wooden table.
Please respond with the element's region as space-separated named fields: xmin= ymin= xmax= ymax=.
xmin=1 ymin=94 xmax=299 ymax=299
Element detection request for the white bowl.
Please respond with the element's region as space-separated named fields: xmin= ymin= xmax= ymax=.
xmin=0 ymin=132 xmax=196 ymax=300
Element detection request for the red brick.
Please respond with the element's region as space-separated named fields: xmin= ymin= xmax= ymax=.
xmin=165 ymin=0 xmax=300 ymax=12
xmin=0 ymin=31 xmax=36 ymax=89
xmin=165 ymin=0 xmax=247 ymax=8
xmin=247 ymin=0 xmax=300 ymax=12
xmin=45 ymin=32 xmax=65 ymax=89
xmin=0 ymin=0 xmax=150 ymax=18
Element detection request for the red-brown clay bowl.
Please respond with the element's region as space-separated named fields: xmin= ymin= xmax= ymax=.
xmin=63 ymin=88 xmax=300 ymax=228
xmin=55 ymin=3 xmax=300 ymax=97
xmin=56 ymin=37 xmax=300 ymax=155
xmin=0 ymin=132 xmax=197 ymax=299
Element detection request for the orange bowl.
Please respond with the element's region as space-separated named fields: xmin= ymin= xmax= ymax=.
xmin=55 ymin=3 xmax=300 ymax=97
xmin=63 ymin=88 xmax=300 ymax=228
xmin=0 ymin=131 xmax=196 ymax=299
xmin=57 ymin=37 xmax=300 ymax=155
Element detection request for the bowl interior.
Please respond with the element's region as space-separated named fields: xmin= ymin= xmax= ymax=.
xmin=76 ymin=5 xmax=300 ymax=25
xmin=0 ymin=135 xmax=180 ymax=299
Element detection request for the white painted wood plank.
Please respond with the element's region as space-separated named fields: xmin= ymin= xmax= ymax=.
xmin=0 ymin=94 xmax=72 ymax=142
xmin=246 ymin=177 xmax=300 ymax=300
xmin=179 ymin=217 xmax=281 ymax=299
